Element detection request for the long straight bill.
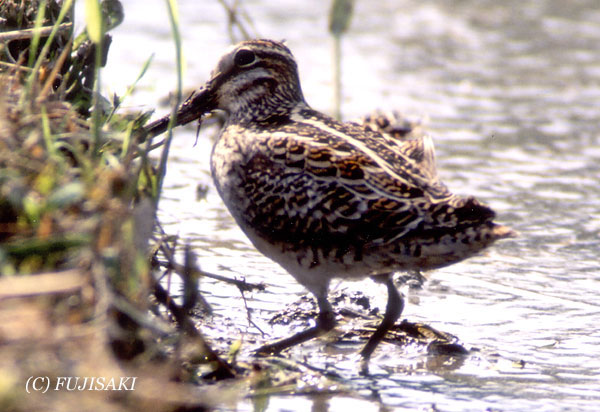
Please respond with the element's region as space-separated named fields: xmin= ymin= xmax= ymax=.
xmin=141 ymin=84 xmax=215 ymax=140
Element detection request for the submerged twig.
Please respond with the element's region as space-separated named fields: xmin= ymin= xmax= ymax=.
xmin=240 ymin=288 xmax=265 ymax=336
xmin=154 ymin=227 xmax=265 ymax=293
xmin=161 ymin=258 xmax=265 ymax=293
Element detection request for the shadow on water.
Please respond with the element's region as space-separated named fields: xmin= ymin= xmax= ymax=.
xmin=103 ymin=0 xmax=600 ymax=410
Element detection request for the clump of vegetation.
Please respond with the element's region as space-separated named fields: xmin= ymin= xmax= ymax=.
xmin=0 ymin=2 xmax=239 ymax=411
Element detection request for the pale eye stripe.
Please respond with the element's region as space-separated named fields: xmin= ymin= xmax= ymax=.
xmin=251 ymin=44 xmax=295 ymax=64
xmin=260 ymin=49 xmax=294 ymax=62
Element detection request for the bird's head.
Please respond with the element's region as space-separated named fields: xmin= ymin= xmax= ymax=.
xmin=176 ymin=39 xmax=306 ymax=125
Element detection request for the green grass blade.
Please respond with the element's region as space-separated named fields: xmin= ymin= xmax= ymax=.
xmin=22 ymin=0 xmax=74 ymax=104
xmin=155 ymin=0 xmax=184 ymax=207
xmin=84 ymin=0 xmax=103 ymax=44
xmin=27 ymin=0 xmax=47 ymax=68
xmin=106 ymin=53 xmax=155 ymax=124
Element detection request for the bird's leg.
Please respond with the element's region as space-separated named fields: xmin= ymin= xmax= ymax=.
xmin=360 ymin=273 xmax=404 ymax=360
xmin=255 ymin=296 xmax=335 ymax=356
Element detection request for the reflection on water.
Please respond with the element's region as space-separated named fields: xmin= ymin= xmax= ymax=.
xmin=104 ymin=0 xmax=600 ymax=410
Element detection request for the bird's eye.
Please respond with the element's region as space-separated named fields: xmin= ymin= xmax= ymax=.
xmin=233 ymin=49 xmax=256 ymax=67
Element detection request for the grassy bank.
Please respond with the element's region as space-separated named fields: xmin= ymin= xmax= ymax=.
xmin=0 ymin=2 xmax=241 ymax=410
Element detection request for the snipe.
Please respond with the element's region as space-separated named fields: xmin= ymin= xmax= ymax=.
xmin=145 ymin=39 xmax=515 ymax=362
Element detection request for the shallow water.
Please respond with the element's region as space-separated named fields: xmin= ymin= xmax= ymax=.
xmin=101 ymin=0 xmax=599 ymax=410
